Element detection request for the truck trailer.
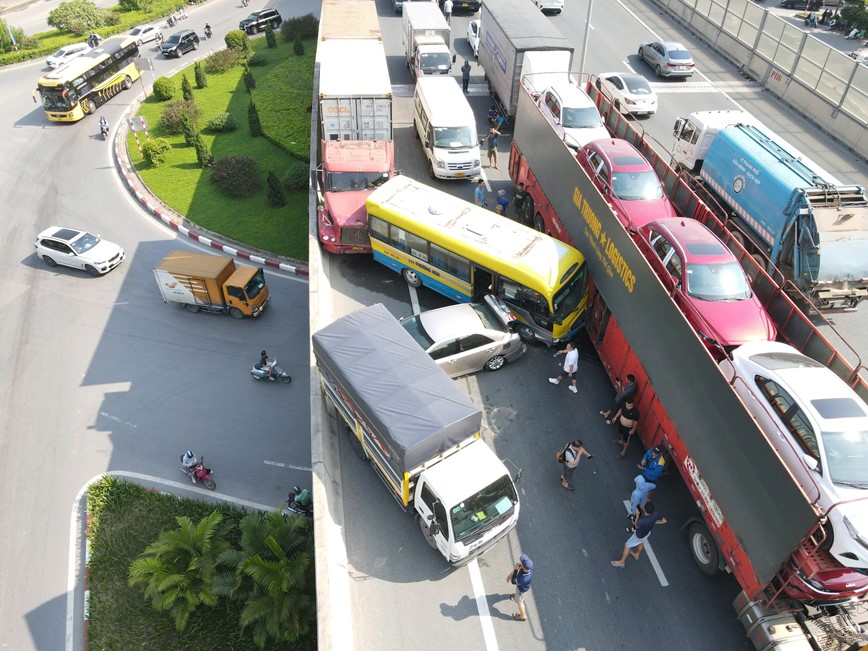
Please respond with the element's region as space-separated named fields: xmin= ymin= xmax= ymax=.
xmin=477 ymin=0 xmax=573 ymax=119
xmin=672 ymin=110 xmax=868 ymax=310
xmin=312 ymin=303 xmax=520 ymax=565
xmin=402 ymin=2 xmax=452 ymax=78
xmin=153 ymin=251 xmax=269 ymax=318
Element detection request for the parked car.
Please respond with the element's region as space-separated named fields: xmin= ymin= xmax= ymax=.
xmin=239 ymin=9 xmax=283 ymax=34
xmin=719 ymin=341 xmax=868 ymax=574
xmin=532 ymin=0 xmax=564 ymax=15
xmin=129 ymin=24 xmax=160 ymax=45
xmin=467 ymin=19 xmax=480 ymax=57
xmin=594 ymin=72 xmax=658 ymax=116
xmin=536 ymin=82 xmax=609 ymax=150
xmin=34 ymin=227 xmax=125 ymax=276
xmin=399 ymin=295 xmax=527 ymax=378
xmin=160 ymin=30 xmax=199 ymax=57
xmin=848 ymin=48 xmax=868 ymax=64
xmin=45 ymin=42 xmax=90 ymax=69
xmin=779 ymin=0 xmax=824 ymax=9
xmin=636 ymin=218 xmax=776 ymax=353
xmin=577 ymin=139 xmax=676 ymax=230
xmin=637 ymin=41 xmax=695 ymax=78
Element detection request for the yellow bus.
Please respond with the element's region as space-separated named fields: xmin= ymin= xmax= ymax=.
xmin=36 ymin=36 xmax=141 ymax=122
xmin=366 ymin=175 xmax=588 ymax=344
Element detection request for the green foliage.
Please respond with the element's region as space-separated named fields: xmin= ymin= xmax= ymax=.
xmin=264 ymin=24 xmax=276 ymax=48
xmin=118 ymin=0 xmax=155 ymax=11
xmin=203 ymin=47 xmax=245 ymax=74
xmin=247 ymin=51 xmax=267 ymax=67
xmin=0 ymin=19 xmax=36 ymax=54
xmin=158 ymin=99 xmax=200 ymax=135
xmin=282 ymin=159 xmax=309 ymax=192
xmin=47 ymin=0 xmax=111 ymax=34
xmin=266 ymin=170 xmax=286 ymax=207
xmin=128 ymin=511 xmax=234 ymax=632
xmin=248 ymin=100 xmax=262 ymax=137
xmin=194 ymin=61 xmax=207 ymax=89
xmin=280 ymin=13 xmax=319 ymax=42
xmin=194 ymin=134 xmax=212 ymax=168
xmin=204 ymin=112 xmax=237 ymax=132
xmin=210 ymin=155 xmax=261 ymax=197
xmin=224 ymin=29 xmax=247 ymax=51
xmin=243 ymin=65 xmax=256 ymax=92
xmin=181 ymin=113 xmax=199 ymax=146
xmin=293 ymin=37 xmax=304 ymax=56
xmin=841 ymin=4 xmax=868 ymax=30
xmin=142 ymin=138 xmax=172 ymax=166
xmin=181 ymin=74 xmax=193 ymax=101
xmin=152 ymin=76 xmax=176 ymax=101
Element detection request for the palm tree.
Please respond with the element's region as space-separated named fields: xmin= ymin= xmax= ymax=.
xmin=128 ymin=510 xmax=233 ymax=632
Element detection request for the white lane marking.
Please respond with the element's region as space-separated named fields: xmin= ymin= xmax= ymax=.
xmin=409 ymin=284 xmax=421 ymax=315
xmin=622 ymin=500 xmax=669 ymax=587
xmin=468 ymin=558 xmax=499 ymax=651
xmin=98 ymin=411 xmax=138 ymax=429
xmin=264 ymin=459 xmax=313 ymax=472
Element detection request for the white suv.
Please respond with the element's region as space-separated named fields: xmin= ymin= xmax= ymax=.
xmin=719 ymin=341 xmax=868 ymax=572
xmin=532 ymin=0 xmax=564 ymax=14
xmin=536 ymin=83 xmax=609 ymax=151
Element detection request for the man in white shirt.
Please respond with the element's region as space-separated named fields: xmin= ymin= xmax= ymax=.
xmin=443 ymin=0 xmax=453 ymax=24
xmin=549 ymin=342 xmax=580 ymax=394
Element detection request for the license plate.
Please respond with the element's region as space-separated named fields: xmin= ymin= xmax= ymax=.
xmin=455 ymin=172 xmax=465 ymax=178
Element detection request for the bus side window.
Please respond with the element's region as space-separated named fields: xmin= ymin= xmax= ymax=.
xmin=369 ymin=216 xmax=389 ymax=243
xmin=430 ymin=244 xmax=469 ymax=282
xmin=497 ymin=277 xmax=521 ymax=302
xmin=390 ymin=225 xmax=409 ymax=253
xmin=408 ymin=232 xmax=428 ymax=262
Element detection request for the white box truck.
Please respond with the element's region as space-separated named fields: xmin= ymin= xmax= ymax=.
xmin=402 ymin=2 xmax=453 ymax=78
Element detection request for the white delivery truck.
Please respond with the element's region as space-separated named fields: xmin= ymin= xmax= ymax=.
xmin=402 ymin=2 xmax=452 ymax=78
xmin=312 ymin=304 xmax=521 ymax=565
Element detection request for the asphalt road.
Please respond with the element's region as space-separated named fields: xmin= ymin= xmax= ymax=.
xmin=326 ymin=0 xmax=868 ymax=650
xmin=0 ymin=1 xmax=318 ymax=649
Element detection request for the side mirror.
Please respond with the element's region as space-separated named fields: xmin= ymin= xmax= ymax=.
xmin=673 ymin=118 xmax=684 ymax=138
xmin=427 ymin=514 xmax=441 ymax=536
xmin=803 ymin=454 xmax=819 ymax=471
xmin=514 ymin=468 xmax=523 ymax=484
xmin=424 ymin=140 xmax=430 ymax=149
xmin=452 ymin=54 xmax=456 ymax=64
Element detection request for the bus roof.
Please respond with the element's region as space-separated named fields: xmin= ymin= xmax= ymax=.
xmin=367 ymin=175 xmax=583 ymax=295
xmin=38 ymin=36 xmax=137 ymax=87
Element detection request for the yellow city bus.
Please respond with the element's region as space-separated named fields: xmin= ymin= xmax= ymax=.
xmin=35 ymin=36 xmax=141 ymax=122
xmin=366 ymin=175 xmax=588 ymax=344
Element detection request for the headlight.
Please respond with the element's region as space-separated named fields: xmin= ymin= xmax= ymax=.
xmin=844 ymin=516 xmax=868 ymax=552
xmin=435 ymin=160 xmax=445 ymax=169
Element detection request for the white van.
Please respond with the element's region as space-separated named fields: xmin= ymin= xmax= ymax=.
xmin=532 ymin=0 xmax=564 ymax=14
xmin=414 ymin=77 xmax=481 ymax=181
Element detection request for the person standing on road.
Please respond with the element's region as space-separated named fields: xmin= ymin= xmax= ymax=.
xmin=512 ymin=182 xmax=527 ymax=224
xmin=461 ymin=59 xmax=471 ymax=93
xmin=484 ymin=126 xmax=501 ymax=169
xmin=474 ymin=179 xmax=487 ymax=208
xmin=601 ymin=373 xmax=637 ymax=422
xmin=628 ymin=474 xmax=655 ymax=519
xmin=443 ymin=0 xmax=453 ymax=24
xmin=557 ymin=439 xmax=593 ymax=491
xmin=496 ymin=189 xmax=510 ymax=216
xmin=549 ymin=342 xmax=579 ymax=394
xmin=612 ymin=398 xmax=640 ymax=458
xmin=507 ymin=554 xmax=534 ymax=621
xmin=611 ymin=502 xmax=667 ymax=568
xmin=638 ymin=446 xmax=666 ymax=491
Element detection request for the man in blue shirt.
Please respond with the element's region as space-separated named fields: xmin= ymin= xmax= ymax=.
xmin=638 ymin=446 xmax=665 ymax=482
xmin=507 ymin=553 xmax=534 ymax=621
xmin=611 ymin=502 xmax=667 ymax=568
xmin=474 ymin=179 xmax=486 ymax=208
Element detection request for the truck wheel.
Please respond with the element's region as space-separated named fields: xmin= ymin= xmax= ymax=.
xmin=533 ymin=213 xmax=545 ymax=233
xmin=229 ymin=307 xmax=244 ymax=319
xmin=402 ymin=268 xmax=423 ymax=288
xmin=750 ymin=253 xmax=766 ymax=271
xmin=184 ymin=304 xmax=201 ymax=313
xmin=688 ymin=521 xmax=719 ymax=576
xmin=485 ymin=355 xmax=506 ymax=372
xmin=730 ymin=230 xmax=745 ymax=248
xmin=419 ymin=515 xmax=439 ymax=549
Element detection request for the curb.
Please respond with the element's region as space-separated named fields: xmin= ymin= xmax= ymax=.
xmin=113 ymin=99 xmax=310 ymax=278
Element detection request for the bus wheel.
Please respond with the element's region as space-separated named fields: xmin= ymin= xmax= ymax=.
xmin=402 ymin=268 xmax=422 ymax=288
xmin=85 ymin=99 xmax=97 ymax=115
xmin=517 ymin=326 xmax=535 ymax=343
xmin=122 ymin=75 xmax=132 ymax=90
xmin=688 ymin=521 xmax=719 ymax=576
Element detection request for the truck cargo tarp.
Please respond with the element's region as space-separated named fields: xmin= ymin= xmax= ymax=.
xmin=312 ymin=304 xmax=482 ymax=474
xmin=483 ymin=0 xmax=573 ymax=51
xmin=513 ymin=88 xmax=819 ymax=590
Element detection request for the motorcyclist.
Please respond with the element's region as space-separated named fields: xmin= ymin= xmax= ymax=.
xmin=180 ymin=450 xmax=199 ymax=482
xmin=99 ymin=116 xmax=108 ymax=134
xmin=204 ymin=23 xmax=212 ymax=39
xmin=260 ymin=350 xmax=275 ymax=380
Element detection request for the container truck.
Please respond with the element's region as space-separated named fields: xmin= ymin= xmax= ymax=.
xmin=316 ymin=139 xmax=396 ymax=254
xmin=312 ymin=303 xmax=520 ymax=565
xmin=509 ymin=75 xmax=868 ymax=650
xmin=402 ymin=2 xmax=453 ymax=78
xmin=319 ymin=0 xmax=381 ymax=41
xmin=478 ymin=0 xmax=573 ymax=120
xmin=153 ymin=251 xmax=269 ymax=318
xmin=671 ymin=110 xmax=868 ymax=310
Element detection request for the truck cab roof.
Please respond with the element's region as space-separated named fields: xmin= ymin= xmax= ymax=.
xmin=420 ymin=439 xmax=510 ymax=508
xmin=323 ymin=140 xmax=394 ymax=171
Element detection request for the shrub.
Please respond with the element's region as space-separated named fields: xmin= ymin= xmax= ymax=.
xmin=118 ymin=0 xmax=154 ymax=10
xmin=47 ymin=0 xmax=111 ymax=34
xmin=280 ymin=13 xmax=319 ymax=42
xmin=210 ymin=155 xmax=261 ymax=197
xmin=224 ymin=29 xmax=247 ymax=51
xmin=181 ymin=113 xmax=199 ymax=146
xmin=247 ymin=51 xmax=267 ymax=67
xmin=152 ymin=76 xmax=176 ymax=101
xmin=282 ymin=159 xmax=309 ymax=192
xmin=266 ymin=170 xmax=286 ymax=207
xmin=194 ymin=135 xmax=212 ymax=168
xmin=181 ymin=74 xmax=193 ymax=101
xmin=265 ymin=24 xmax=276 ymax=48
xmin=0 ymin=19 xmax=30 ymax=54
xmin=203 ymin=48 xmax=244 ymax=74
xmin=142 ymin=138 xmax=172 ymax=166
xmin=204 ymin=112 xmax=237 ymax=133
xmin=243 ymin=64 xmax=255 ymax=92
xmin=248 ymin=100 xmax=262 ymax=137
xmin=194 ymin=61 xmax=207 ymax=89
xmin=293 ymin=37 xmax=304 ymax=56
xmin=158 ymin=99 xmax=200 ymax=135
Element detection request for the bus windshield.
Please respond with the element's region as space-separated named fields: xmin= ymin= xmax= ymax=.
xmin=450 ymin=475 xmax=518 ymax=542
xmin=244 ymin=269 xmax=267 ymax=299
xmin=552 ymin=263 xmax=587 ymax=321
xmin=326 ymin=171 xmax=390 ymax=192
xmin=433 ymin=126 xmax=475 ymax=149
xmin=39 ymin=87 xmax=73 ymax=111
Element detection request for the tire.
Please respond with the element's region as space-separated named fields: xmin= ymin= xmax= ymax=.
xmin=43 ymin=256 xmax=57 ymax=268
xmin=517 ymin=325 xmax=535 ymax=343
xmin=688 ymin=521 xmax=719 ymax=576
xmin=85 ymin=99 xmax=97 ymax=115
xmin=229 ymin=307 xmax=244 ymax=319
xmin=122 ymin=75 xmax=132 ymax=90
xmin=419 ymin=515 xmax=439 ymax=549
xmin=655 ymin=64 xmax=662 ymax=77
xmin=638 ymin=46 xmax=644 ymax=58
xmin=177 ymin=48 xmax=184 ymax=57
xmin=137 ymin=39 xmax=143 ymax=46
xmin=402 ymin=268 xmax=423 ymax=288
xmin=414 ymin=120 xmax=420 ymax=139
xmin=533 ymin=213 xmax=545 ymax=233
xmin=751 ymin=253 xmax=767 ymax=271
xmin=595 ymin=78 xmax=602 ymax=90
xmin=192 ymin=40 xmax=199 ymax=50
xmin=730 ymin=230 xmax=745 ymax=248
xmin=251 ymin=374 xmax=262 ymax=381
xmin=203 ymin=479 xmax=216 ymax=490
xmin=613 ymin=99 xmax=621 ymax=112
xmin=280 ymin=374 xmax=292 ymax=384
xmin=184 ymin=303 xmax=201 ymax=313
xmin=85 ymin=265 xmax=101 ymax=277
xmin=485 ymin=355 xmax=506 ymax=372
xmin=428 ymin=160 xmax=436 ymax=180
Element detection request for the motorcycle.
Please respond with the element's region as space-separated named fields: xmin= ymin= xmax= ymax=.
xmin=99 ymin=121 xmax=109 ymax=140
xmin=250 ymin=358 xmax=292 ymax=383
xmin=155 ymin=32 xmax=163 ymax=47
xmin=204 ymin=25 xmax=213 ymax=39
xmin=179 ymin=455 xmax=216 ymax=490
xmin=167 ymin=14 xmax=177 ymax=28
xmin=282 ymin=486 xmax=313 ymax=519
xmin=242 ymin=0 xmax=249 ymax=7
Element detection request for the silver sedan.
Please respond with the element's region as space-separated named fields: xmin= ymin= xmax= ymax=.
xmin=638 ymin=41 xmax=695 ymax=78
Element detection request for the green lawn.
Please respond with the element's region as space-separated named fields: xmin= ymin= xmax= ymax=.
xmin=129 ymin=37 xmax=313 ymax=261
